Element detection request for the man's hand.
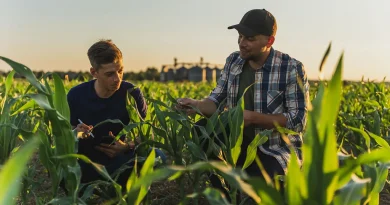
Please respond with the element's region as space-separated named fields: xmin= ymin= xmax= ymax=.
xmin=95 ymin=131 xmax=134 ymax=158
xmin=75 ymin=123 xmax=93 ymax=139
xmin=175 ymin=98 xmax=199 ymax=115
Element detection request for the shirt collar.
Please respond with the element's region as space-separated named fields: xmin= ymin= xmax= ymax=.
xmin=262 ymin=47 xmax=274 ymax=72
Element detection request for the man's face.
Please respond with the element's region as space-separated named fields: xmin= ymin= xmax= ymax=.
xmin=238 ymin=33 xmax=274 ymax=61
xmin=91 ymin=61 xmax=124 ymax=92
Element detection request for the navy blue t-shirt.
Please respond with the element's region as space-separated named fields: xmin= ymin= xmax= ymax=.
xmin=67 ymin=80 xmax=147 ymax=165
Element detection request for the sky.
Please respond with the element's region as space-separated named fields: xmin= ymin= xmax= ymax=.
xmin=1 ymin=0 xmax=389 ymax=81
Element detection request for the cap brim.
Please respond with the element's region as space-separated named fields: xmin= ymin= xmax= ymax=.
xmin=227 ymin=24 xmax=258 ymax=36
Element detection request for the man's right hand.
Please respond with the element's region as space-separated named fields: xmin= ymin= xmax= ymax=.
xmin=175 ymin=98 xmax=199 ymax=115
xmin=74 ymin=123 xmax=93 ymax=139
xmin=175 ymin=98 xmax=218 ymax=117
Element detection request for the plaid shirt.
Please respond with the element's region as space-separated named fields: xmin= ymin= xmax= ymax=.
xmin=207 ymin=48 xmax=310 ymax=173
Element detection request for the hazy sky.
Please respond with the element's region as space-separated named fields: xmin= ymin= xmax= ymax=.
xmin=1 ymin=0 xmax=389 ymax=81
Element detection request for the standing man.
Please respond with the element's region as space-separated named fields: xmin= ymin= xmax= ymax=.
xmin=67 ymin=39 xmax=152 ymax=189
xmin=177 ymin=8 xmax=310 ymax=191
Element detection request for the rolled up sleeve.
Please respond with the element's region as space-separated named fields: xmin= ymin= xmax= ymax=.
xmin=282 ymin=63 xmax=310 ymax=132
xmin=207 ymin=52 xmax=238 ymax=109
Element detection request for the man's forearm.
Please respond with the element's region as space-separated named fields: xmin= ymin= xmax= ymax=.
xmin=196 ymin=98 xmax=218 ymax=117
xmin=245 ymin=110 xmax=287 ymax=129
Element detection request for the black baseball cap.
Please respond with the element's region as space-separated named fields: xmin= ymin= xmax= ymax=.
xmin=228 ymin=9 xmax=277 ymax=37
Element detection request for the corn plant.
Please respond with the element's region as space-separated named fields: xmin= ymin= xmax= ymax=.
xmin=0 ymin=71 xmax=32 ymax=164
xmin=0 ymin=70 xmax=19 ymax=164
xmin=0 ymin=137 xmax=40 ymax=205
xmin=0 ymin=56 xmax=82 ymax=203
xmin=1 ymin=41 xmax=390 ymax=205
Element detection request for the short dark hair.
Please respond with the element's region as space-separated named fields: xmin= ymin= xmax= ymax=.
xmin=87 ymin=39 xmax=123 ymax=70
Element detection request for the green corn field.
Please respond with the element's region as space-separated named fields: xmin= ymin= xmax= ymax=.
xmin=1 ymin=45 xmax=390 ymax=205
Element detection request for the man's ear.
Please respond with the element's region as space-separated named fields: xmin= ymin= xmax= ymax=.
xmin=266 ymin=36 xmax=275 ymax=48
xmin=90 ymin=67 xmax=98 ymax=78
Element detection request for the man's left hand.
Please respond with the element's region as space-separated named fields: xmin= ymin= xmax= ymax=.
xmin=95 ymin=131 xmax=134 ymax=158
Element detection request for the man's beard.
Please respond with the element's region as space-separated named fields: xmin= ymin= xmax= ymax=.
xmin=241 ymin=53 xmax=261 ymax=62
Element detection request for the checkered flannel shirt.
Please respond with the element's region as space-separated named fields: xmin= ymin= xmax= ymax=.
xmin=207 ymin=48 xmax=310 ymax=173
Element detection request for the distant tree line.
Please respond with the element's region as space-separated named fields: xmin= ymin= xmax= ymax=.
xmin=0 ymin=67 xmax=160 ymax=81
xmin=0 ymin=68 xmax=388 ymax=85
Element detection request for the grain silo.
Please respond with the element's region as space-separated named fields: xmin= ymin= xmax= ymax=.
xmin=205 ymin=66 xmax=216 ymax=82
xmin=175 ymin=66 xmax=188 ymax=81
xmin=215 ymin=67 xmax=222 ymax=81
xmin=188 ymin=66 xmax=205 ymax=82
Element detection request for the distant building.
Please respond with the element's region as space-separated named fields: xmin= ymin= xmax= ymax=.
xmin=215 ymin=67 xmax=222 ymax=81
xmin=160 ymin=57 xmax=223 ymax=82
xmin=205 ymin=66 xmax=216 ymax=82
xmin=188 ymin=66 xmax=205 ymax=82
xmin=175 ymin=66 xmax=188 ymax=81
xmin=160 ymin=66 xmax=175 ymax=82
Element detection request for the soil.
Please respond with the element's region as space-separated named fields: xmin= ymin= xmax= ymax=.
xmin=14 ymin=152 xmax=390 ymax=205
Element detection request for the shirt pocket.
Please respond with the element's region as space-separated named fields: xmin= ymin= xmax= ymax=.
xmin=267 ymin=90 xmax=284 ymax=114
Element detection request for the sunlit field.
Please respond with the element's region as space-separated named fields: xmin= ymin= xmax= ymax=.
xmin=1 ymin=49 xmax=390 ymax=205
